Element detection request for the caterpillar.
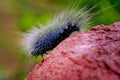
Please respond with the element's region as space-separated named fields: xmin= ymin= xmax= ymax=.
xmin=22 ymin=2 xmax=95 ymax=57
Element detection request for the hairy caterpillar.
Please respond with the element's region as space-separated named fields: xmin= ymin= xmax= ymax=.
xmin=22 ymin=2 xmax=96 ymax=57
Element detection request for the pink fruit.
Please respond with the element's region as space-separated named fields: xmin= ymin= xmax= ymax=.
xmin=26 ymin=22 xmax=120 ymax=80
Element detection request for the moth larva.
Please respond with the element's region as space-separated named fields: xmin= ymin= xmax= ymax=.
xmin=22 ymin=3 xmax=94 ymax=57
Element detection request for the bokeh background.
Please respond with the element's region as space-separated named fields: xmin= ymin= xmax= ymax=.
xmin=0 ymin=0 xmax=120 ymax=80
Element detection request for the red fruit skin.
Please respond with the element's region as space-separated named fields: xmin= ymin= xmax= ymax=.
xmin=26 ymin=22 xmax=120 ymax=80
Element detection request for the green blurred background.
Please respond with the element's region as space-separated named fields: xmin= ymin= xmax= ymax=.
xmin=0 ymin=0 xmax=120 ymax=80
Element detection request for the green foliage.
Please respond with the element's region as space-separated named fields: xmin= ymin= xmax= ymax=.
xmin=37 ymin=13 xmax=53 ymax=25
xmin=0 ymin=70 xmax=5 ymax=80
xmin=13 ymin=71 xmax=27 ymax=80
xmin=98 ymin=0 xmax=120 ymax=25
xmin=17 ymin=12 xmax=36 ymax=32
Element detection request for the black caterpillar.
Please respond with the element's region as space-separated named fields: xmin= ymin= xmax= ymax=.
xmin=22 ymin=3 xmax=93 ymax=57
xmin=31 ymin=21 xmax=79 ymax=57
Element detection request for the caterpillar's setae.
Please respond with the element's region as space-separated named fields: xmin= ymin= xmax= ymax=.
xmin=22 ymin=2 xmax=95 ymax=57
